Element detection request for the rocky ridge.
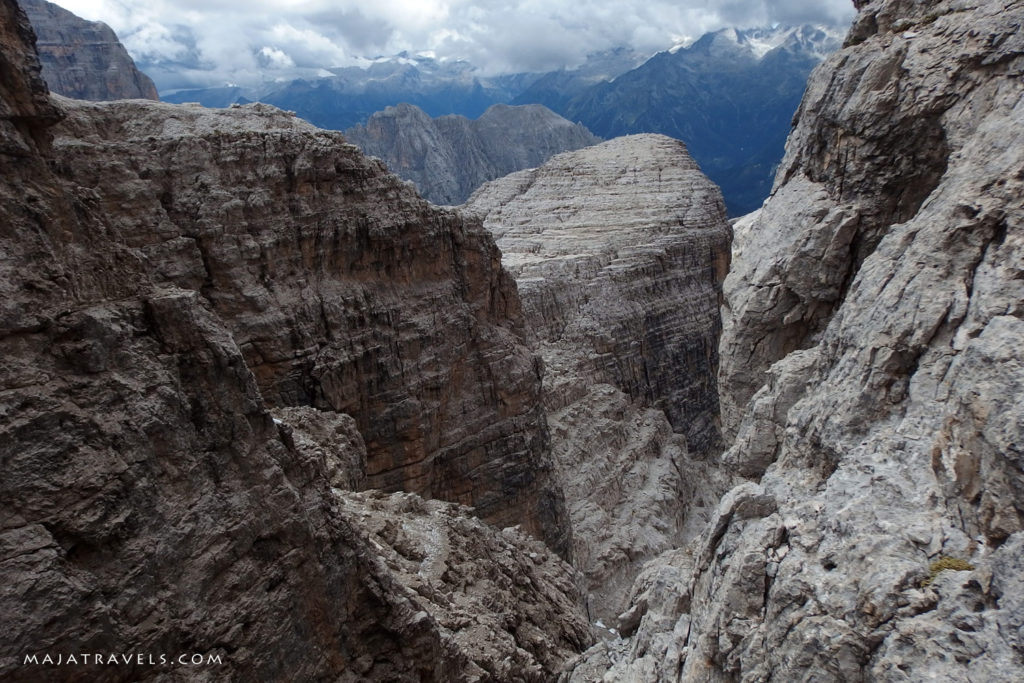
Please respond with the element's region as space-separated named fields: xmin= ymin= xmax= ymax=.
xmin=20 ymin=0 xmax=158 ymax=101
xmin=0 ymin=0 xmax=586 ymax=677
xmin=464 ymin=135 xmax=733 ymax=620
xmin=345 ymin=102 xmax=600 ymax=206
xmin=565 ymin=0 xmax=1024 ymax=680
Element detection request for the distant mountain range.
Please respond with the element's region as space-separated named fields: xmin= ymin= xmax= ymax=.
xmin=32 ymin=4 xmax=841 ymax=215
xmin=162 ymin=26 xmax=840 ymax=214
xmin=163 ymin=52 xmax=542 ymax=131
xmin=548 ymin=26 xmax=844 ymax=214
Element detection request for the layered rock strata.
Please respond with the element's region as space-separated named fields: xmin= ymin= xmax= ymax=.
xmin=1 ymin=0 xmax=585 ymax=678
xmin=47 ymin=96 xmax=569 ymax=557
xmin=465 ymin=135 xmax=733 ymax=619
xmin=20 ymin=0 xmax=158 ymax=101
xmin=346 ymin=102 xmax=600 ymax=205
xmin=566 ymin=0 xmax=1024 ymax=679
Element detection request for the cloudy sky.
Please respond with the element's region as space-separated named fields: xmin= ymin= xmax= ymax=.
xmin=52 ymin=0 xmax=857 ymax=92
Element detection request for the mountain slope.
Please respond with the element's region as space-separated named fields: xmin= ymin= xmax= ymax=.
xmin=20 ymin=0 xmax=157 ymax=100
xmin=465 ymin=135 xmax=732 ymax=620
xmin=547 ymin=26 xmax=842 ymax=215
xmin=565 ymin=0 xmax=1024 ymax=679
xmin=1 ymin=0 xmax=588 ymax=677
xmin=510 ymin=47 xmax=646 ymax=113
xmin=345 ymin=102 xmax=600 ymax=205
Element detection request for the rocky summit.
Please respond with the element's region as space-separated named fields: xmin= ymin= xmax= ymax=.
xmin=464 ymin=134 xmax=733 ymax=621
xmin=346 ymin=102 xmax=600 ymax=206
xmin=19 ymin=0 xmax=158 ymax=101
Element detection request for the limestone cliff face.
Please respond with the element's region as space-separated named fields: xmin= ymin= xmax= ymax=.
xmin=346 ymin=102 xmax=600 ymax=205
xmin=465 ymin=135 xmax=733 ymax=619
xmin=49 ymin=97 xmax=569 ymax=557
xmin=20 ymin=0 xmax=158 ymax=101
xmin=1 ymin=0 xmax=585 ymax=678
xmin=568 ymin=0 xmax=1024 ymax=680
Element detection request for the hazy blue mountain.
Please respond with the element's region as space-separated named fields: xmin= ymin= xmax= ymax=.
xmin=545 ymin=26 xmax=842 ymax=215
xmin=162 ymin=53 xmax=542 ymax=131
xmin=511 ymin=47 xmax=647 ymax=114
xmin=162 ymin=86 xmax=250 ymax=108
xmin=152 ymin=28 xmax=840 ymax=214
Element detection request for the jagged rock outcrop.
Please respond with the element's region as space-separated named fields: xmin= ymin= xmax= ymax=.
xmin=345 ymin=102 xmax=600 ymax=205
xmin=49 ymin=96 xmax=570 ymax=557
xmin=1 ymin=0 xmax=586 ymax=677
xmin=568 ymin=0 xmax=1024 ymax=680
xmin=464 ymin=135 xmax=733 ymax=620
xmin=20 ymin=0 xmax=158 ymax=101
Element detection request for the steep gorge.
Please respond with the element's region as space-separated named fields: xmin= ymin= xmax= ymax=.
xmin=4 ymin=0 xmax=1023 ymax=679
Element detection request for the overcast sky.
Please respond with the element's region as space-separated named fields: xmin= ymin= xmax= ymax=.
xmin=52 ymin=0 xmax=857 ymax=92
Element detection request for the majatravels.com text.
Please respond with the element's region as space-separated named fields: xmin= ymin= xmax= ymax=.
xmin=24 ymin=653 xmax=223 ymax=666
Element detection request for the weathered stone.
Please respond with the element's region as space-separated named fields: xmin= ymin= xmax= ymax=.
xmin=48 ymin=95 xmax=570 ymax=558
xmin=465 ymin=134 xmax=733 ymax=620
xmin=0 ymin=1 xmax=586 ymax=677
xmin=575 ymin=0 xmax=1024 ymax=680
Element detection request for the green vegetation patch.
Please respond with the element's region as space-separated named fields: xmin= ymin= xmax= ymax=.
xmin=922 ymin=556 xmax=975 ymax=587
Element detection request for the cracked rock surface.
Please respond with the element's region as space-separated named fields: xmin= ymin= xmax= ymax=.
xmin=1 ymin=0 xmax=585 ymax=677
xmin=565 ymin=0 xmax=1024 ymax=680
xmin=20 ymin=0 xmax=158 ymax=101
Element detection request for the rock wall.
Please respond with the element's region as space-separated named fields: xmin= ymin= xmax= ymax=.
xmin=567 ymin=0 xmax=1024 ymax=680
xmin=48 ymin=96 xmax=570 ymax=558
xmin=20 ymin=0 xmax=158 ymax=101
xmin=346 ymin=102 xmax=600 ymax=205
xmin=465 ymin=135 xmax=733 ymax=620
xmin=0 ymin=0 xmax=586 ymax=678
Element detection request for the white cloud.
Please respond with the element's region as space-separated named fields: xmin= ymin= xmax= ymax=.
xmin=50 ymin=0 xmax=857 ymax=91
xmin=257 ymin=46 xmax=295 ymax=69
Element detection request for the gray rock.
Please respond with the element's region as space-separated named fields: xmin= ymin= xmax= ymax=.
xmin=0 ymin=3 xmax=587 ymax=677
xmin=346 ymin=102 xmax=600 ymax=205
xmin=20 ymin=0 xmax=158 ymax=101
xmin=579 ymin=0 xmax=1024 ymax=680
xmin=465 ymin=134 xmax=733 ymax=620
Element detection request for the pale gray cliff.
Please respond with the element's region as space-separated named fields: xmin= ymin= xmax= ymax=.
xmin=465 ymin=135 xmax=733 ymax=621
xmin=346 ymin=102 xmax=600 ymax=205
xmin=20 ymin=0 xmax=158 ymax=101
xmin=566 ymin=0 xmax=1024 ymax=680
